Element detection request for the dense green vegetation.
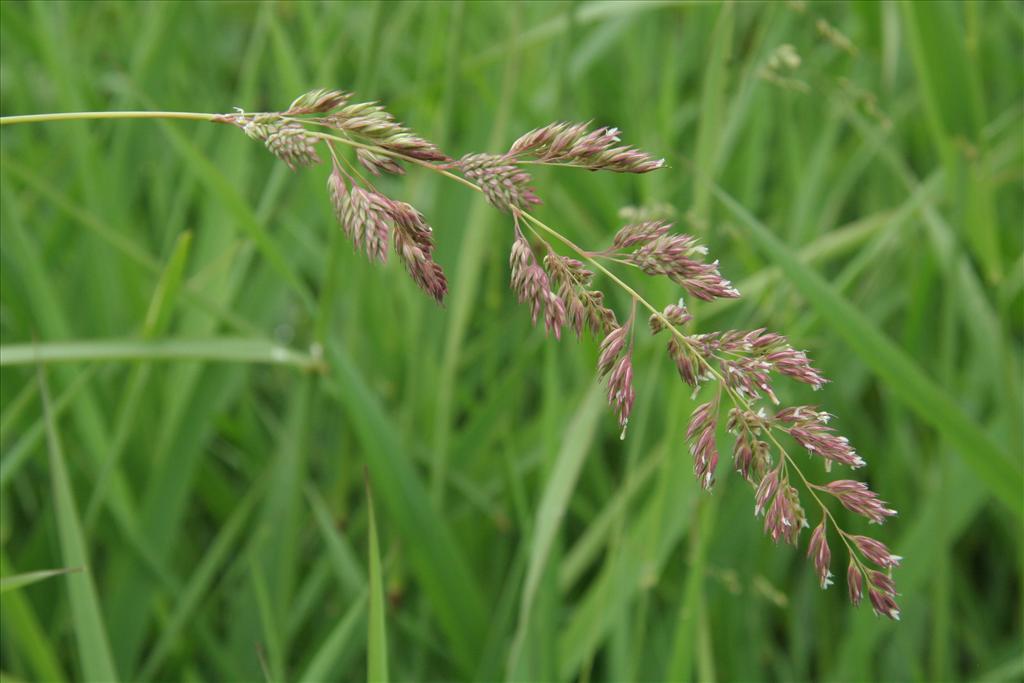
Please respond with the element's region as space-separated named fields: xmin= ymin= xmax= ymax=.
xmin=1 ymin=1 xmax=1021 ymax=681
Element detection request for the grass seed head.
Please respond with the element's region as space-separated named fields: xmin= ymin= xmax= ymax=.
xmin=220 ymin=87 xmax=904 ymax=618
xmin=265 ymin=122 xmax=321 ymax=170
xmin=286 ymin=88 xmax=351 ymax=115
xmin=510 ymin=121 xmax=665 ymax=173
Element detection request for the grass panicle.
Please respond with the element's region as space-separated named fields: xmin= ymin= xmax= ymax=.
xmin=5 ymin=84 xmax=905 ymax=620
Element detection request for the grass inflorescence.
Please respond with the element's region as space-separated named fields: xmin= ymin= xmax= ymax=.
xmin=194 ymin=85 xmax=903 ymax=619
xmin=0 ymin=80 xmax=906 ymax=679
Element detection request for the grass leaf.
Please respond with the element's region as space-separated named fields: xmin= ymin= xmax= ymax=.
xmin=37 ymin=366 xmax=119 ymax=682
xmin=299 ymin=595 xmax=368 ymax=683
xmin=365 ymin=474 xmax=389 ymax=683
xmin=323 ymin=341 xmax=487 ymax=675
xmin=508 ymin=385 xmax=605 ymax=676
xmin=0 ymin=567 xmax=82 ymax=593
xmin=1 ymin=338 xmax=322 ymax=369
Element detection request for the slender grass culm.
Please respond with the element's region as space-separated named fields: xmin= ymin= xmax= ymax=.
xmin=1 ymin=87 xmax=902 ymax=620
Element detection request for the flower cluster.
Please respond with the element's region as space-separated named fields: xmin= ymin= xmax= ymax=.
xmin=221 ymin=88 xmax=902 ymax=621
xmin=777 ymin=406 xmax=864 ymax=469
xmin=323 ymin=100 xmax=447 ymax=162
xmin=265 ymin=122 xmax=321 ymax=170
xmin=356 ymin=147 xmax=404 ymax=176
xmin=596 ymin=313 xmax=635 ymax=437
xmin=389 ymin=201 xmax=448 ymax=304
xmin=454 ymin=122 xmax=666 ymax=214
xmin=508 ymin=216 xmax=617 ymax=341
xmin=459 ymin=153 xmax=540 ymax=213
xmin=686 ymin=393 xmax=720 ymax=489
xmin=544 ymin=253 xmax=617 ymax=338
xmin=819 ymin=480 xmax=897 ymax=524
xmin=597 ymin=221 xmax=741 ymax=301
xmin=279 ymin=87 xmax=447 ymax=162
xmin=284 ymin=87 xmax=351 ymax=115
xmin=223 ymin=91 xmax=449 ymax=303
xmin=327 ymin=160 xmax=446 ymax=302
xmin=509 ymin=223 xmax=565 ymax=338
xmin=660 ymin=313 xmax=899 ymax=617
xmin=652 ymin=325 xmax=827 ymax=402
xmin=509 ymin=121 xmax=666 ymax=173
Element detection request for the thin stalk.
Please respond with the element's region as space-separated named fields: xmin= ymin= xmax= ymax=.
xmin=1 ymin=111 xmax=221 ymax=125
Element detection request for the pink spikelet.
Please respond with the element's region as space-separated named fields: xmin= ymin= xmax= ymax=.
xmin=460 ymin=153 xmax=540 ymax=212
xmin=866 ymin=571 xmax=901 ymax=620
xmin=848 ymin=562 xmax=864 ymax=606
xmin=597 ymin=311 xmax=635 ymax=437
xmin=849 ymin=535 xmax=902 ymax=569
xmin=807 ymin=520 xmax=833 ymax=589
xmin=509 ymin=122 xmax=665 ymax=173
xmin=389 ymin=200 xmax=448 ymax=303
xmin=686 ymin=393 xmax=720 ymax=490
xmin=508 ymin=221 xmax=564 ymax=337
xmin=777 ymin=407 xmax=866 ymax=470
xmin=545 ymin=254 xmax=616 ymax=338
xmin=821 ymin=480 xmax=897 ymax=524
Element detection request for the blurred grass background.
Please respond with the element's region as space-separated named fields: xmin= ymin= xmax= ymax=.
xmin=1 ymin=1 xmax=1022 ymax=681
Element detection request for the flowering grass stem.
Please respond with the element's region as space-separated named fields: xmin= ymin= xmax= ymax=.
xmin=2 ymin=89 xmax=902 ymax=619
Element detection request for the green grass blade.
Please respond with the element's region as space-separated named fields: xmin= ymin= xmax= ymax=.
xmin=365 ymin=475 xmax=389 ymax=683
xmin=1 ymin=338 xmax=321 ymax=369
xmin=977 ymin=653 xmax=1024 ymax=682
xmin=37 ymin=366 xmax=119 ymax=682
xmin=0 ymin=155 xmax=259 ymax=335
xmin=246 ymin=377 xmax=311 ymax=680
xmin=84 ymin=230 xmax=194 ymax=524
xmin=0 ymin=154 xmax=159 ymax=270
xmin=665 ymin=497 xmax=717 ymax=682
xmin=0 ymin=556 xmax=67 ymax=683
xmin=0 ymin=567 xmax=82 ymax=593
xmin=250 ymin=559 xmax=284 ymax=683
xmin=558 ymin=429 xmax=697 ymax=678
xmin=508 ymin=385 xmax=604 ymax=676
xmin=0 ymin=373 xmax=39 ymax=438
xmin=0 ymin=366 xmax=96 ymax=489
xmin=299 ymin=595 xmax=368 ymax=683
xmin=323 ymin=342 xmax=486 ymax=675
xmin=710 ymin=183 xmax=1023 ymax=516
xmin=704 ymin=174 xmax=944 ymax=322
xmin=142 ymin=230 xmax=193 ymax=336
xmin=466 ymin=0 xmax=678 ymax=70
xmin=559 ymin=445 xmax=664 ymax=592
xmin=136 ymin=476 xmax=265 ymax=681
xmin=901 ymin=1 xmax=1000 ymax=281
xmin=690 ymin=2 xmax=732 ymax=223
xmin=307 ymin=487 xmax=366 ymax=595
xmin=303 ymin=489 xmax=370 ymax=683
